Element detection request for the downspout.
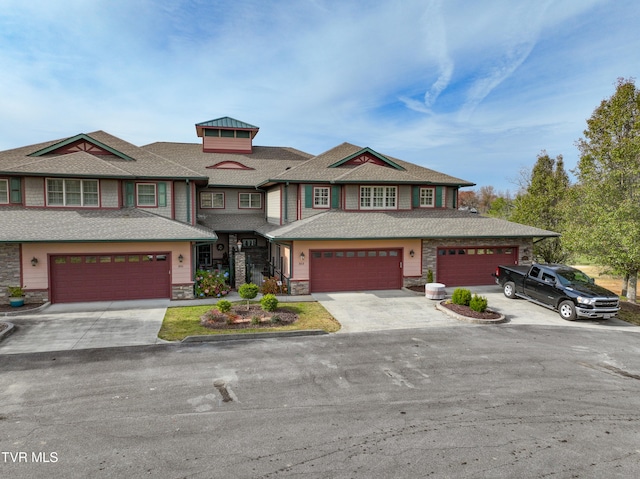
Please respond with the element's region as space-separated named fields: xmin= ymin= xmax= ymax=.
xmin=186 ymin=179 xmax=191 ymax=223
xmin=284 ymin=182 xmax=289 ymax=223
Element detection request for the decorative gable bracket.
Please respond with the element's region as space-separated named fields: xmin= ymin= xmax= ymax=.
xmin=328 ymin=147 xmax=405 ymax=170
xmin=28 ymin=133 xmax=135 ymax=161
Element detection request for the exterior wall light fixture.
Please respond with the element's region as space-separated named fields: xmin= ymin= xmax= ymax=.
xmin=300 ymin=252 xmax=305 ymax=261
xmin=409 ymin=250 xmax=415 ymax=258
xmin=31 ymin=257 xmax=39 ymax=266
xmin=178 ymin=254 xmax=184 ymax=263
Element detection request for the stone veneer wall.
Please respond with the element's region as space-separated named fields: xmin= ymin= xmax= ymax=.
xmin=0 ymin=243 xmax=21 ymax=305
xmin=172 ymin=284 xmax=195 ymax=300
xmin=289 ymin=280 xmax=309 ymax=295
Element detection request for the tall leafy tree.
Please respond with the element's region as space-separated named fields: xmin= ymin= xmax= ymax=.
xmin=510 ymin=151 xmax=569 ymax=263
xmin=565 ymin=78 xmax=640 ymax=302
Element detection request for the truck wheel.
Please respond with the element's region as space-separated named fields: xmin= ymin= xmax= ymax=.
xmin=503 ymin=281 xmax=516 ymax=299
xmin=559 ymin=300 xmax=577 ymax=321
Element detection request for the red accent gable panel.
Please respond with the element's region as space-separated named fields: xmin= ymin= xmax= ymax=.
xmin=51 ymin=140 xmax=113 ymax=156
xmin=341 ymin=153 xmax=388 ymax=167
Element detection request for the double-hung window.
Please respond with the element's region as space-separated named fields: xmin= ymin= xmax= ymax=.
xmin=200 ymin=192 xmax=225 ymax=209
xmin=0 ymin=179 xmax=8 ymax=204
xmin=360 ymin=186 xmax=397 ymax=209
xmin=313 ymin=187 xmax=330 ymax=208
xmin=420 ymin=187 xmax=435 ymax=207
xmin=136 ymin=183 xmax=157 ymax=206
xmin=239 ymin=192 xmax=261 ymax=209
xmin=47 ymin=179 xmax=99 ymax=206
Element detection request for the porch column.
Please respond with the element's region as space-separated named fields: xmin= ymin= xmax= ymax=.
xmin=235 ymin=251 xmax=246 ymax=288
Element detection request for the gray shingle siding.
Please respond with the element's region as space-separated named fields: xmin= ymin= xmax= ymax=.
xmin=25 ymin=177 xmax=44 ymax=206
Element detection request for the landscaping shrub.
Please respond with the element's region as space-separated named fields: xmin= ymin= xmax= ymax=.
xmin=216 ymin=299 xmax=232 ymax=313
xmin=270 ymin=314 xmax=282 ymax=324
xmin=250 ymin=315 xmax=261 ymax=325
xmin=260 ymin=293 xmax=279 ymax=312
xmin=200 ymin=309 xmax=227 ymax=325
xmin=194 ymin=270 xmax=230 ymax=298
xmin=260 ymin=277 xmax=288 ymax=295
xmin=451 ymin=288 xmax=472 ymax=306
xmin=427 ymin=269 xmax=434 ymax=284
xmin=469 ymin=294 xmax=488 ymax=313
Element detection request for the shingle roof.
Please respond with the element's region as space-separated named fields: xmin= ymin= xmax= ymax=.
xmin=0 ymin=131 xmax=208 ymax=180
xmin=0 ymin=207 xmax=217 ymax=242
xmin=265 ymin=209 xmax=559 ymax=240
xmin=260 ymin=143 xmax=475 ymax=186
xmin=143 ymin=142 xmax=313 ymax=187
xmin=197 ymin=213 xmax=279 ymax=234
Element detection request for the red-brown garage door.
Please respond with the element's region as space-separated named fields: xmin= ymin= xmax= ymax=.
xmin=310 ymin=248 xmax=403 ymax=293
xmin=437 ymin=246 xmax=518 ymax=286
xmin=50 ymin=253 xmax=171 ymax=303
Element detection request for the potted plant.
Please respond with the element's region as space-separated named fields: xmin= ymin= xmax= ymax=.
xmin=7 ymin=285 xmax=25 ymax=307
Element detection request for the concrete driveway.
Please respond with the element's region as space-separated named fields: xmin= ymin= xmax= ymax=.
xmin=0 ymin=299 xmax=169 ymax=355
xmin=313 ymin=285 xmax=638 ymax=333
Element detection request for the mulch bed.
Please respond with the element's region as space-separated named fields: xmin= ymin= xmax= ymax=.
xmin=407 ymin=285 xmax=502 ymax=320
xmin=440 ymin=302 xmax=502 ymax=320
xmin=200 ymin=304 xmax=298 ymax=330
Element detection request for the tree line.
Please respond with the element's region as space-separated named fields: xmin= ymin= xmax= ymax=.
xmin=460 ymin=78 xmax=640 ymax=302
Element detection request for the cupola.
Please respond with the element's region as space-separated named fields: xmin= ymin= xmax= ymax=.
xmin=195 ymin=117 xmax=259 ymax=154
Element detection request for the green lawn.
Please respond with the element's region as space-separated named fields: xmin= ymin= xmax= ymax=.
xmin=158 ymin=301 xmax=341 ymax=341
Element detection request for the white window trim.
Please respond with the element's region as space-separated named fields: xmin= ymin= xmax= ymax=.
xmin=239 ymin=192 xmax=262 ymax=209
xmin=200 ymin=191 xmax=225 ymax=209
xmin=419 ymin=187 xmax=435 ymax=208
xmin=313 ymin=187 xmax=330 ymax=208
xmin=0 ymin=179 xmax=8 ymax=204
xmin=136 ymin=183 xmax=157 ymax=207
xmin=46 ymin=178 xmax=100 ymax=207
xmin=360 ymin=186 xmax=397 ymax=210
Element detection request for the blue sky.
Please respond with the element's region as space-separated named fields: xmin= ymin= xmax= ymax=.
xmin=1 ymin=0 xmax=639 ymax=193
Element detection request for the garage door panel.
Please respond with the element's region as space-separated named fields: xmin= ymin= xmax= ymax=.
xmin=310 ymin=249 xmax=402 ymax=293
xmin=50 ymin=253 xmax=171 ymax=303
xmin=437 ymin=246 xmax=517 ymax=286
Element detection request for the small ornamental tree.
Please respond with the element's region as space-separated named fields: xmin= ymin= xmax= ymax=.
xmin=238 ymin=283 xmax=259 ymax=310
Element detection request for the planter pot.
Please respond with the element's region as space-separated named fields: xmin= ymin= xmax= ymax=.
xmin=9 ymin=297 xmax=25 ymax=307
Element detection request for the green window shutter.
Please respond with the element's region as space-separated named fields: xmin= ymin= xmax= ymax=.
xmin=10 ymin=177 xmax=22 ymax=203
xmin=331 ymin=186 xmax=340 ymax=209
xmin=412 ymin=186 xmax=420 ymax=208
xmin=125 ymin=181 xmax=134 ymax=207
xmin=436 ymin=186 xmax=443 ymax=207
xmin=158 ymin=182 xmax=167 ymax=207
xmin=304 ymin=185 xmax=313 ymax=208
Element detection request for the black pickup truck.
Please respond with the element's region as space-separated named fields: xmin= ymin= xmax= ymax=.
xmin=493 ymin=264 xmax=620 ymax=320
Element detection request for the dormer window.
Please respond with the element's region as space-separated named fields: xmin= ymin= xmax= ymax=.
xmin=46 ymin=179 xmax=99 ymax=207
xmin=360 ymin=186 xmax=397 ymax=210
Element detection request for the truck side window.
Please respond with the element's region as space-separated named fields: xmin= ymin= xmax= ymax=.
xmin=542 ymin=273 xmax=555 ymax=283
xmin=530 ymin=266 xmax=541 ymax=278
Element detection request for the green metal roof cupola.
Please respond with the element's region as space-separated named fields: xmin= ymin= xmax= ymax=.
xmin=195 ymin=117 xmax=259 ymax=154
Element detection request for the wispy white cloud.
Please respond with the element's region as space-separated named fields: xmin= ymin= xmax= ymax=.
xmin=0 ymin=0 xmax=638 ymax=192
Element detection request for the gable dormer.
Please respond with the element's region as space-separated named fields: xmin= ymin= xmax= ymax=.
xmin=328 ymin=147 xmax=405 ymax=170
xmin=195 ymin=117 xmax=259 ymax=154
xmin=28 ymin=133 xmax=135 ymax=160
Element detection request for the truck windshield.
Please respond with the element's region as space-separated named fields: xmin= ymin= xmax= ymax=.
xmin=556 ymin=269 xmax=592 ymax=286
